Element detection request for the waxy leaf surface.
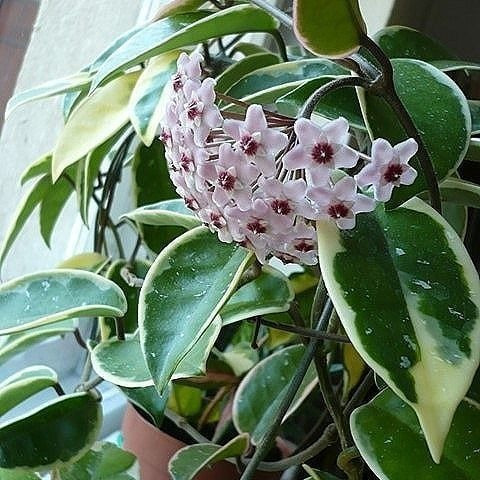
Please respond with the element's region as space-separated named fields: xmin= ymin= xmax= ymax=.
xmin=317 ymin=198 xmax=480 ymax=461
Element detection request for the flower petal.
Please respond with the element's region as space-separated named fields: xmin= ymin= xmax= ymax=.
xmin=294 ymin=118 xmax=323 ymax=145
xmin=245 ymin=104 xmax=268 ymax=132
xmin=323 ymin=117 xmax=349 ymax=144
xmin=282 ymin=146 xmax=311 ymax=170
xmin=334 ymin=145 xmax=359 ymax=169
xmin=394 ymin=138 xmax=418 ymax=162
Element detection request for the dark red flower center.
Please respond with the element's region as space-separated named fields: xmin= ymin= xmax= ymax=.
xmin=185 ymin=197 xmax=199 ymax=210
xmin=186 ymin=100 xmax=202 ymax=120
xmin=311 ymin=142 xmax=334 ymax=164
xmin=383 ymin=163 xmax=404 ymax=183
xmin=218 ymin=171 xmax=236 ymax=191
xmin=327 ymin=203 xmax=350 ymax=219
xmin=247 ymin=219 xmax=267 ymax=234
xmin=172 ymin=73 xmax=183 ymax=92
xmin=180 ymin=152 xmax=193 ymax=171
xmin=294 ymin=240 xmax=314 ymax=252
xmin=271 ymin=199 xmax=291 ymax=215
xmin=210 ymin=213 xmax=225 ymax=229
xmin=159 ymin=128 xmax=171 ymax=145
xmin=239 ymin=135 xmax=259 ymax=156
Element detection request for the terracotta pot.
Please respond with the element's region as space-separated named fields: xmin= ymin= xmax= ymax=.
xmin=122 ymin=405 xmax=279 ymax=480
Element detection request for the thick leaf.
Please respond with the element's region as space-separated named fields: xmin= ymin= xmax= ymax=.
xmin=104 ymin=259 xmax=150 ymax=335
xmin=121 ymin=386 xmax=168 ymax=427
xmin=0 ymin=176 xmax=51 ymax=268
xmin=351 ymin=390 xmax=480 ymax=479
xmin=129 ymin=51 xmax=179 ymax=145
xmin=139 ymin=226 xmax=251 ymax=393
xmin=302 ymin=466 xmax=342 ymax=480
xmin=92 ymin=6 xmax=279 ymax=89
xmin=317 ymin=197 xmax=480 ymax=462
xmin=215 ymin=52 xmax=280 ymax=94
xmin=221 ymin=266 xmax=294 ymax=325
xmin=153 ymin=0 xmax=205 ymax=20
xmin=0 ymin=321 xmax=76 ymax=364
xmin=131 ymin=139 xmax=185 ymax=253
xmin=435 ymin=178 xmax=480 ymax=209
xmin=276 ymin=76 xmax=365 ymax=130
xmin=77 ymin=127 xmax=129 ymax=224
xmin=233 ymin=344 xmax=317 ymax=445
xmin=168 ymin=384 xmax=202 ymax=418
xmin=431 ymin=60 xmax=480 ymax=72
xmin=0 ymin=392 xmax=101 ymax=470
xmin=0 ymin=366 xmax=58 ymax=416
xmin=5 ymin=72 xmax=91 ymax=118
xmin=39 ymin=176 xmax=73 ymax=247
xmin=123 ymin=199 xmax=201 ymax=229
xmin=92 ymin=318 xmax=222 ymax=387
xmin=466 ymin=138 xmax=480 ymax=162
xmin=58 ymin=252 xmax=108 ymax=271
xmin=20 ymin=153 xmax=52 ymax=185
xmin=342 ymin=344 xmax=366 ymax=400
xmin=469 ymin=100 xmax=480 ymax=135
xmin=0 ymin=269 xmax=127 ymax=335
xmin=168 ymin=434 xmax=249 ymax=480
xmin=52 ymin=71 xmax=140 ymax=182
xmin=59 ymin=442 xmax=136 ymax=480
xmin=225 ymin=59 xmax=347 ymax=105
xmin=360 ymin=59 xmax=471 ymax=207
xmin=293 ymin=0 xmax=365 ymax=58
xmin=0 ymin=470 xmax=39 ymax=479
xmin=442 ymin=202 xmax=468 ymax=239
xmin=373 ymin=26 xmax=453 ymax=61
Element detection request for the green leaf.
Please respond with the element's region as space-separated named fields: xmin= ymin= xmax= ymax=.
xmin=129 ymin=51 xmax=179 ymax=146
xmin=302 ymin=465 xmax=342 ymax=480
xmin=466 ymin=138 xmax=480 ymax=162
xmin=153 ymin=0 xmax=205 ymax=20
xmin=431 ymin=60 xmax=480 ymax=72
xmin=372 ymin=26 xmax=454 ymax=61
xmin=293 ymin=0 xmax=365 ymax=58
xmin=0 ymin=176 xmax=52 ymax=268
xmin=92 ymin=6 xmax=279 ymax=89
xmin=276 ymin=76 xmax=365 ymax=130
xmin=39 ymin=176 xmax=73 ymax=247
xmin=92 ymin=318 xmax=222 ymax=387
xmin=220 ymin=265 xmax=294 ymax=325
xmin=215 ymin=52 xmax=280 ymax=94
xmin=360 ymin=59 xmax=471 ymax=208
xmin=123 ymin=199 xmax=201 ymax=230
xmin=5 ymin=72 xmax=91 ymax=118
xmin=104 ymin=259 xmax=150 ymax=335
xmin=225 ymin=59 xmax=347 ymax=105
xmin=168 ymin=434 xmax=249 ymax=480
xmin=168 ymin=384 xmax=202 ymax=418
xmin=139 ymin=226 xmax=251 ymax=393
xmin=77 ymin=127 xmax=129 ymax=224
xmin=20 ymin=153 xmax=52 ymax=185
xmin=216 ymin=341 xmax=259 ymax=377
xmin=317 ymin=197 xmax=480 ymax=462
xmin=0 ymin=269 xmax=127 ymax=335
xmin=120 ymin=386 xmax=168 ymax=428
xmin=233 ymin=344 xmax=317 ymax=445
xmin=435 ymin=177 xmax=480 ymax=209
xmin=469 ymin=100 xmax=480 ymax=135
xmin=58 ymin=252 xmax=108 ymax=271
xmin=131 ymin=139 xmax=185 ymax=253
xmin=0 ymin=321 xmax=76 ymax=364
xmin=0 ymin=469 xmax=39 ymax=479
xmin=0 ymin=392 xmax=101 ymax=470
xmin=442 ymin=202 xmax=468 ymax=239
xmin=351 ymin=390 xmax=480 ymax=479
xmin=52 ymin=71 xmax=140 ymax=182
xmin=0 ymin=366 xmax=58 ymax=416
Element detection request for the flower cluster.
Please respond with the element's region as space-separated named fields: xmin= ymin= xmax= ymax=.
xmin=160 ymin=52 xmax=418 ymax=265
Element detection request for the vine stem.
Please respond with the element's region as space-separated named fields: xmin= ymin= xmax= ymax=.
xmin=360 ymin=34 xmax=442 ymax=214
xmin=239 ymin=299 xmax=333 ymax=480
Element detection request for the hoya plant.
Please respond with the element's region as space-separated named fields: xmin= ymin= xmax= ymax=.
xmin=0 ymin=0 xmax=479 ymax=479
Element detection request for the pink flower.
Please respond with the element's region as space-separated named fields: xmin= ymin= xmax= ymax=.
xmin=283 ymin=117 xmax=359 ymax=186
xmin=308 ymin=177 xmax=375 ymax=229
xmin=224 ymin=104 xmax=288 ymax=177
xmin=171 ymin=52 xmax=203 ymax=95
xmin=355 ymin=138 xmax=418 ymax=201
xmin=180 ymin=78 xmax=223 ymax=145
xmin=278 ymin=220 xmax=318 ymax=265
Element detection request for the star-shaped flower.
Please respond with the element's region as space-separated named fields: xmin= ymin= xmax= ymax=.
xmin=283 ymin=117 xmax=359 ymax=186
xmin=355 ymin=138 xmax=418 ymax=201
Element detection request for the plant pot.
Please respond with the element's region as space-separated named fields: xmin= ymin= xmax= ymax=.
xmin=122 ymin=405 xmax=279 ymax=480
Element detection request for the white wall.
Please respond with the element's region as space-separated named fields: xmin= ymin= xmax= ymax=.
xmin=0 ymin=0 xmax=142 ymax=279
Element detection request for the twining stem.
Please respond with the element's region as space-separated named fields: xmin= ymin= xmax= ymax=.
xmin=270 ymin=29 xmax=289 ymax=62
xmin=300 ymin=76 xmax=374 ymax=119
xmin=239 ymin=300 xmax=333 ymax=480
xmin=360 ymin=34 xmax=442 ymax=214
xmin=253 ymin=315 xmax=350 ymax=343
